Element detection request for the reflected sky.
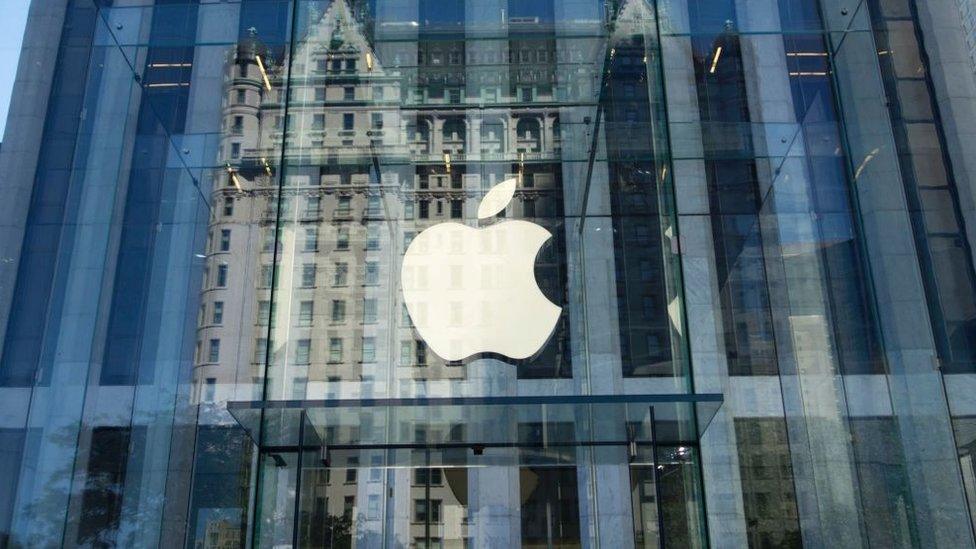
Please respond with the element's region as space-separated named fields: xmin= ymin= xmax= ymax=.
xmin=0 ymin=0 xmax=29 ymax=138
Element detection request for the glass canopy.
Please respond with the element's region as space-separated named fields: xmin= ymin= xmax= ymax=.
xmin=228 ymin=393 xmax=723 ymax=466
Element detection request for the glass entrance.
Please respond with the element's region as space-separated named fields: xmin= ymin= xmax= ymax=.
xmin=294 ymin=455 xmax=475 ymax=548
xmin=269 ymin=441 xmax=707 ymax=548
xmin=235 ymin=395 xmax=718 ymax=547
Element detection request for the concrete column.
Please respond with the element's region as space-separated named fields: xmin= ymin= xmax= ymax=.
xmin=660 ymin=2 xmax=750 ymax=546
xmin=9 ymin=5 xmax=149 ymax=544
xmin=914 ymin=0 xmax=976 ymax=275
xmin=822 ymin=0 xmax=976 ymax=545
xmin=0 ymin=0 xmax=70 ymax=354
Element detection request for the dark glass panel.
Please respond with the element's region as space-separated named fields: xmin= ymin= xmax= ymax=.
xmin=734 ymin=418 xmax=802 ymax=548
xmin=520 ymin=466 xmax=581 ymax=548
xmin=187 ymin=426 xmax=253 ymax=549
xmin=78 ymin=427 xmax=145 ymax=546
xmin=0 ymin=1 xmax=98 ymax=386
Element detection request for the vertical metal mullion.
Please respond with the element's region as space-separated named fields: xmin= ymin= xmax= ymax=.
xmin=424 ymin=448 xmax=431 ymax=548
xmin=292 ymin=410 xmax=306 ymax=548
xmin=251 ymin=0 xmax=301 ymax=544
xmin=649 ymin=407 xmax=665 ymax=549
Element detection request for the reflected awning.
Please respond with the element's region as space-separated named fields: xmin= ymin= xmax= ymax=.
xmin=227 ymin=393 xmax=723 ymax=459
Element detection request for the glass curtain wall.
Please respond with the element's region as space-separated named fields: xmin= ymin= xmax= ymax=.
xmin=822 ymin=0 xmax=976 ymax=546
xmin=240 ymin=0 xmax=705 ymax=546
xmin=659 ymin=0 xmax=976 ymax=546
xmin=3 ymin=0 xmax=975 ymax=547
xmin=0 ymin=0 xmax=288 ymax=546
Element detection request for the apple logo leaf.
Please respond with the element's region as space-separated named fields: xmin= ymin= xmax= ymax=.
xmin=477 ymin=177 xmax=517 ymax=219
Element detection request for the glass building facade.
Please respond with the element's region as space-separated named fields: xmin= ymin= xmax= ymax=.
xmin=0 ymin=0 xmax=974 ymax=547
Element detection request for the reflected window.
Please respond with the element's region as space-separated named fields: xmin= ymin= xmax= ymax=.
xmin=258 ymin=301 xmax=272 ymax=326
xmin=362 ymin=337 xmax=376 ymax=363
xmin=212 ymin=301 xmax=224 ymax=325
xmin=298 ymin=301 xmax=314 ymax=326
xmin=208 ymin=339 xmax=220 ymax=363
xmin=367 ymin=195 xmax=381 ymax=215
xmin=415 ymin=341 xmax=427 ymax=366
xmin=254 ymin=338 xmax=268 ymax=364
xmin=296 ymin=340 xmax=311 ymax=365
xmin=414 ymin=499 xmax=442 ymax=523
xmin=336 ymin=197 xmax=351 ymax=217
xmin=331 ymin=300 xmax=346 ymax=322
xmin=292 ymin=377 xmax=307 ymax=399
xmin=329 ymin=338 xmax=343 ymax=363
xmin=334 ymin=263 xmax=348 ymax=286
xmin=262 ymin=229 xmax=277 ymax=252
xmin=414 ymin=468 xmax=442 ymax=485
xmin=365 ymin=262 xmax=379 ymax=285
xmin=219 ymin=229 xmax=231 ymax=251
xmin=400 ymin=341 xmax=412 ymax=365
xmin=301 ymin=263 xmax=316 ymax=287
xmin=304 ymin=228 xmax=319 ymax=252
xmin=363 ymin=298 xmax=378 ymax=323
xmin=366 ymin=226 xmax=380 ymax=250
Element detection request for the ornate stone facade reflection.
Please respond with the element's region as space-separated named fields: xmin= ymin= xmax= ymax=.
xmin=194 ymin=1 xmax=573 ymax=403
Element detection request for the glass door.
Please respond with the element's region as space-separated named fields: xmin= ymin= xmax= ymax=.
xmin=262 ymin=441 xmax=707 ymax=547
xmin=295 ymin=448 xmax=472 ymax=549
xmin=237 ymin=398 xmax=718 ymax=547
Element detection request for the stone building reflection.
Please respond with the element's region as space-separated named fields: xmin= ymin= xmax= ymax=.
xmin=192 ymin=1 xmax=580 ymax=406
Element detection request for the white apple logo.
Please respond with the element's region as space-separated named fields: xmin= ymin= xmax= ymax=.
xmin=401 ymin=177 xmax=561 ymax=361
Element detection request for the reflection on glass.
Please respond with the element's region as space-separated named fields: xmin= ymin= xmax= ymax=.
xmin=521 ymin=467 xmax=581 ymax=548
xmin=11 ymin=0 xmax=948 ymax=545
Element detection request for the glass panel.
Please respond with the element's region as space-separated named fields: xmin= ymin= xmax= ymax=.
xmin=864 ymin=0 xmax=976 ymax=372
xmin=520 ymin=466 xmax=581 ymax=548
xmin=0 ymin=0 xmax=745 ymax=546
xmin=654 ymin=444 xmax=707 ymax=548
xmin=229 ymin=394 xmax=723 ymax=456
xmin=733 ymin=418 xmax=801 ymax=547
xmin=249 ymin=0 xmax=693 ymax=405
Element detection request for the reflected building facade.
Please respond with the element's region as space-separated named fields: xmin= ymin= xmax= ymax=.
xmin=961 ymin=0 xmax=976 ymax=73
xmin=1 ymin=0 xmax=976 ymax=548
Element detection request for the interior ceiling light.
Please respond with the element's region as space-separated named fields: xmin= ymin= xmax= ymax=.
xmin=709 ymin=46 xmax=723 ymax=74
xmin=256 ymin=55 xmax=273 ymax=91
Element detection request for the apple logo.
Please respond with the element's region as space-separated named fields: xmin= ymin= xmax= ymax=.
xmin=401 ymin=177 xmax=561 ymax=361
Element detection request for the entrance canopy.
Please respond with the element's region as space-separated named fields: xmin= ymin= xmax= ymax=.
xmin=228 ymin=394 xmax=723 ymax=465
